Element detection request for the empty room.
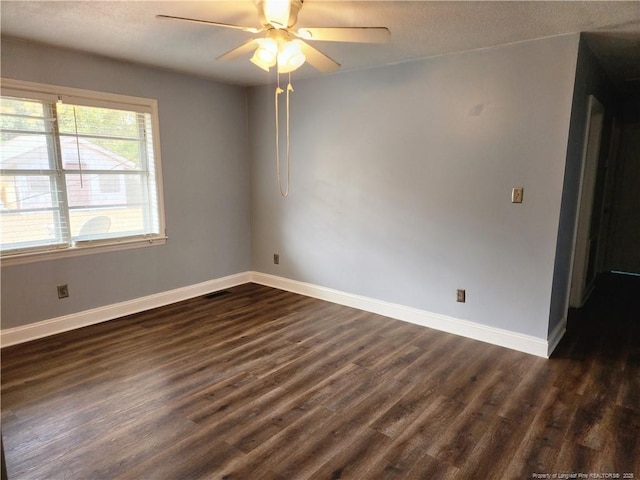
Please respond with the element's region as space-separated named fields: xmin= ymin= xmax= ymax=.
xmin=1 ymin=1 xmax=639 ymax=479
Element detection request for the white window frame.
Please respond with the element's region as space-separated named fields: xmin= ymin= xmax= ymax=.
xmin=0 ymin=78 xmax=167 ymax=266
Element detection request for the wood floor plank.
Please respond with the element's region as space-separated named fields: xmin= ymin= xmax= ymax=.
xmin=216 ymin=406 xmax=337 ymax=479
xmin=379 ymin=394 xmax=465 ymax=471
xmin=603 ymin=405 xmax=640 ymax=474
xmin=455 ymin=414 xmax=518 ymax=479
xmin=2 ymin=275 xmax=639 ymax=479
xmin=307 ymin=428 xmax=391 ymax=479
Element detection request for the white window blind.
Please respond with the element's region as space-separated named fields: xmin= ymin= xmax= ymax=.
xmin=0 ymin=79 xmax=165 ymax=262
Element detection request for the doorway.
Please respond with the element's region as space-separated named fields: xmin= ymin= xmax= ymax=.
xmin=570 ymin=95 xmax=605 ymax=308
xmin=569 ymin=101 xmax=640 ymax=313
xmin=604 ymin=123 xmax=640 ymax=275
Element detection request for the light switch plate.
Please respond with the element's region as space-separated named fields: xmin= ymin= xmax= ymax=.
xmin=512 ymin=187 xmax=524 ymax=203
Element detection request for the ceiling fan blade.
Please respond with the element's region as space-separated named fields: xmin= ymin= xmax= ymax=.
xmin=216 ymin=39 xmax=259 ymax=61
xmin=295 ymin=27 xmax=390 ymax=44
xmin=156 ymin=15 xmax=262 ymax=34
xmin=299 ymin=41 xmax=340 ymax=73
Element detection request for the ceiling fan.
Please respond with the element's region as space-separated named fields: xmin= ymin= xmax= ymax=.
xmin=157 ymin=0 xmax=391 ymax=74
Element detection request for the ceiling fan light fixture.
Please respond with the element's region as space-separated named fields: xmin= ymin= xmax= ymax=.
xmin=158 ymin=0 xmax=389 ymax=197
xmin=251 ymin=37 xmax=278 ymax=71
xmin=262 ymin=0 xmax=291 ymax=29
xmin=277 ymin=39 xmax=306 ymax=73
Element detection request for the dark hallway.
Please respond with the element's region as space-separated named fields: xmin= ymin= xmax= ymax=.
xmin=562 ymin=272 xmax=640 ymax=362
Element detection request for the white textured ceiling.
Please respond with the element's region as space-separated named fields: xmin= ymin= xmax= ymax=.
xmin=1 ymin=1 xmax=639 ymax=88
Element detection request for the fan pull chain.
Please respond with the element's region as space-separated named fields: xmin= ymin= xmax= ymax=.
xmin=274 ymin=72 xmax=292 ymax=197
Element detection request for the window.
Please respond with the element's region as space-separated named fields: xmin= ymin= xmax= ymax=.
xmin=0 ymin=79 xmax=166 ymax=264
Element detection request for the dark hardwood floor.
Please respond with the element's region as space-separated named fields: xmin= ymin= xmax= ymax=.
xmin=1 ymin=275 xmax=638 ymax=479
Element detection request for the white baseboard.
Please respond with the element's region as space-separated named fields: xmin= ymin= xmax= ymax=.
xmin=0 ymin=272 xmax=251 ymax=348
xmin=251 ymin=272 xmax=554 ymax=358
xmin=547 ymin=317 xmax=567 ymax=357
xmin=1 ymin=271 xmax=563 ymax=358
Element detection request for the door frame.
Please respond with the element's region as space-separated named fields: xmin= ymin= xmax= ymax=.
xmin=569 ymin=95 xmax=605 ymax=308
xmin=597 ymin=117 xmax=621 ymax=274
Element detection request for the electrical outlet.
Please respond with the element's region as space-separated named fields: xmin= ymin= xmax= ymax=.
xmin=57 ymin=284 xmax=69 ymax=299
xmin=273 ymin=253 xmax=280 ymax=265
xmin=457 ymin=289 xmax=466 ymax=303
xmin=512 ymin=187 xmax=524 ymax=203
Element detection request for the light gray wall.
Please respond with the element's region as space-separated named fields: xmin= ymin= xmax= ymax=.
xmin=0 ymin=38 xmax=251 ymax=329
xmin=249 ymin=34 xmax=580 ymax=339
xmin=1 ymin=34 xmax=583 ymax=341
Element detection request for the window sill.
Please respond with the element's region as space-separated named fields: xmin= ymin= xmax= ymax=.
xmin=0 ymin=236 xmax=167 ymax=267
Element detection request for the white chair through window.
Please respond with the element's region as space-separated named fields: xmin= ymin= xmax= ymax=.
xmin=77 ymin=216 xmax=111 ymax=238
